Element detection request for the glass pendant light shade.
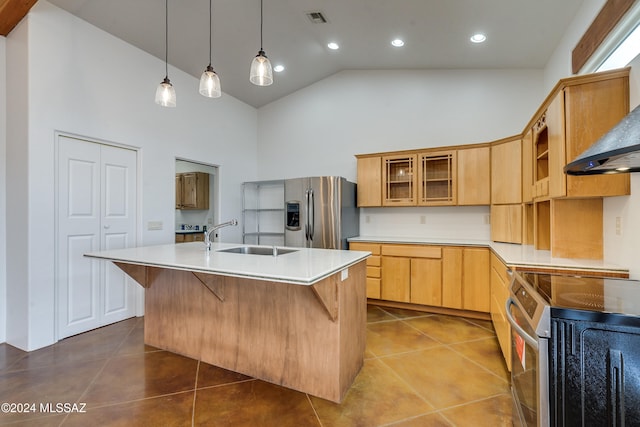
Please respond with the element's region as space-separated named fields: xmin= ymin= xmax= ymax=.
xmin=155 ymin=77 xmax=177 ymax=107
xmin=250 ymin=50 xmax=273 ymax=86
xmin=199 ymin=65 xmax=221 ymax=98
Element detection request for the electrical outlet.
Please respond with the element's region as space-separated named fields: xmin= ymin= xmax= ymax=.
xmin=365 ymin=215 xmax=371 ymax=224
xmin=207 ymin=217 xmax=213 ymax=225
xmin=484 ymin=214 xmax=491 ymax=225
xmin=341 ymin=268 xmax=349 ymax=281
xmin=148 ymin=221 xmax=163 ymax=230
xmin=420 ymin=215 xmax=426 ymax=224
xmin=616 ymin=217 xmax=622 ymax=235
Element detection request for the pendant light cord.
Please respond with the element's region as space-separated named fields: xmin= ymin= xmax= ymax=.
xmin=164 ymin=0 xmax=169 ymax=79
xmin=208 ymin=0 xmax=212 ymax=66
xmin=260 ymin=0 xmax=263 ymax=50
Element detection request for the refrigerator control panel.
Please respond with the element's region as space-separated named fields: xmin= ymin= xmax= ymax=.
xmin=286 ymin=201 xmax=301 ymax=230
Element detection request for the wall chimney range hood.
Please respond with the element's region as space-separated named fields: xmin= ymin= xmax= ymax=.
xmin=564 ymin=104 xmax=640 ymax=175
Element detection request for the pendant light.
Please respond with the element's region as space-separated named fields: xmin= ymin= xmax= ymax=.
xmin=199 ymin=0 xmax=221 ymax=98
xmin=249 ymin=0 xmax=273 ymax=86
xmin=155 ymin=0 xmax=176 ymax=107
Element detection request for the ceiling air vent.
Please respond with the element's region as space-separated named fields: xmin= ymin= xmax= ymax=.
xmin=306 ymin=11 xmax=327 ymax=24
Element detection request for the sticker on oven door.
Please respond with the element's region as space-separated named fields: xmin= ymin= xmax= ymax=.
xmin=515 ymin=334 xmax=525 ymax=369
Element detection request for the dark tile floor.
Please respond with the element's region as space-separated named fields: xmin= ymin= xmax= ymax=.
xmin=0 ymin=305 xmax=513 ymax=426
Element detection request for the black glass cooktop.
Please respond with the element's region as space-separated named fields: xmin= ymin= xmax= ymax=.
xmin=518 ymin=271 xmax=640 ymax=322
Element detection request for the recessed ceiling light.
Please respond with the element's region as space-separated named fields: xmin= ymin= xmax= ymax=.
xmin=470 ymin=33 xmax=487 ymax=43
xmin=327 ymin=42 xmax=339 ymax=50
xmin=273 ymin=65 xmax=285 ymax=73
xmin=391 ymin=39 xmax=405 ymax=47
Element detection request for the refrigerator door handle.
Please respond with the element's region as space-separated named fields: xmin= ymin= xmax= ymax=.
xmin=309 ymin=189 xmax=314 ymax=244
xmin=304 ymin=190 xmax=310 ymax=242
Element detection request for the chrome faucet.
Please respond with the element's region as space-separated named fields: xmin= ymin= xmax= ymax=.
xmin=204 ymin=219 xmax=238 ymax=250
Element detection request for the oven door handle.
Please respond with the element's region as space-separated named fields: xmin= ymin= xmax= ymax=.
xmin=505 ymin=297 xmax=539 ymax=350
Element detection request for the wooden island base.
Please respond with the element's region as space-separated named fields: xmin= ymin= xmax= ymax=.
xmin=116 ymin=260 xmax=367 ymax=403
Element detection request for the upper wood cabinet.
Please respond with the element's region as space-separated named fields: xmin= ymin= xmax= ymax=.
xmin=382 ymin=154 xmax=417 ymax=206
xmin=418 ymin=150 xmax=457 ymax=206
xmin=457 ymin=146 xmax=490 ymax=205
xmin=356 ymin=156 xmax=382 ymax=207
xmin=176 ymin=172 xmax=209 ymax=210
xmin=491 ymin=136 xmax=522 ymax=205
xmin=356 ymin=144 xmax=490 ymax=208
xmin=532 ymin=70 xmax=630 ymax=200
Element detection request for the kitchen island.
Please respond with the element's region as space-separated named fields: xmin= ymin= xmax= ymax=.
xmin=85 ymin=242 xmax=370 ymax=403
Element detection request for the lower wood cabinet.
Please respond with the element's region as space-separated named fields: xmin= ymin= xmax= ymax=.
xmin=352 ymin=242 xmax=490 ymax=314
xmin=175 ymin=233 xmax=204 ymax=243
xmin=348 ymin=242 xmax=381 ymax=299
xmin=380 ymin=245 xmax=442 ymax=303
xmin=441 ymin=247 xmax=490 ymax=312
xmin=490 ymin=252 xmax=512 ymax=371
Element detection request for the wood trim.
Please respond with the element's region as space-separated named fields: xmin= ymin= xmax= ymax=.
xmin=368 ymin=300 xmax=491 ymax=321
xmin=114 ymin=262 xmax=149 ymax=288
xmin=0 ymin=0 xmax=37 ymax=36
xmin=192 ymin=272 xmax=225 ymax=302
xmin=310 ymin=274 xmax=339 ymax=321
xmin=572 ymin=0 xmax=636 ymax=74
xmin=511 ymin=265 xmax=629 ymax=279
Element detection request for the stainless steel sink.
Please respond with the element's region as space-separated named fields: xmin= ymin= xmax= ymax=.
xmin=216 ymin=246 xmax=298 ymax=256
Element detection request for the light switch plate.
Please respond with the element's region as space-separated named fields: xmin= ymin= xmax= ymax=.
xmin=148 ymin=221 xmax=163 ymax=230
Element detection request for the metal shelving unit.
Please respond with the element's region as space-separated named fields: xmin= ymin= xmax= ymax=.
xmin=241 ymin=180 xmax=285 ymax=245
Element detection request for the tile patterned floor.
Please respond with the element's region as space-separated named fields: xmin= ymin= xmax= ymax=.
xmin=0 ymin=305 xmax=513 ymax=426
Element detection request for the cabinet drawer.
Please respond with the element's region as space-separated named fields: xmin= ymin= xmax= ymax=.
xmin=349 ymin=242 xmax=381 ymax=255
xmin=491 ymin=293 xmax=512 ymax=371
xmin=366 ymin=278 xmax=381 ymax=299
xmin=490 ymin=253 xmax=510 ymax=286
xmin=366 ymin=266 xmax=381 ymax=278
xmin=367 ymin=255 xmax=381 ymax=267
xmin=381 ymin=244 xmax=441 ymax=258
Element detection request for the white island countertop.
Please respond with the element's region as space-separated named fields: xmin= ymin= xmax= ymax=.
xmin=85 ymin=242 xmax=371 ymax=285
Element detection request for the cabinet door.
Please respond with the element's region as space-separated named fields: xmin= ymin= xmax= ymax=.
xmin=418 ymin=150 xmax=456 ymax=206
xmin=382 ymin=154 xmax=417 ymax=206
xmin=462 ymin=248 xmax=490 ymax=312
xmin=491 ymin=138 xmax=522 ymax=204
xmin=356 ymin=157 xmax=382 ymax=207
xmin=442 ymin=247 xmax=463 ymax=309
xmin=175 ymin=174 xmax=183 ymax=208
xmin=521 ymin=130 xmax=533 ymax=203
xmin=180 ymin=173 xmax=199 ymax=208
xmin=490 ymin=253 xmax=511 ymax=371
xmin=547 ymin=91 xmax=566 ymax=198
xmin=490 ymin=204 xmax=522 ymax=244
xmin=564 ymin=79 xmax=630 ymax=198
xmin=410 ymin=258 xmax=442 ymax=306
xmin=381 ymin=256 xmax=410 ymax=302
xmin=457 ymin=146 xmax=490 ymax=205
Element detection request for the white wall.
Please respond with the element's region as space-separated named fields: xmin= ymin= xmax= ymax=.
xmin=0 ymin=36 xmax=7 ymax=343
xmin=543 ymin=0 xmax=607 ymax=89
xmin=258 ymin=69 xmax=543 ymax=183
xmin=257 ymin=68 xmax=543 ymax=239
xmin=4 ymin=1 xmax=257 ymax=350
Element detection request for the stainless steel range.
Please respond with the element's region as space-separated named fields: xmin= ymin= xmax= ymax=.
xmin=507 ymin=270 xmax=640 ymax=427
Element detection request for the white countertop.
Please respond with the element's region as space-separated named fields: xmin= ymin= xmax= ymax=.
xmin=85 ymin=242 xmax=370 ymax=285
xmin=349 ymin=236 xmax=629 ymax=274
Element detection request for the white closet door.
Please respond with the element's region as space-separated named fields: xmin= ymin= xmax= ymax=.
xmin=57 ymin=136 xmax=137 ymax=339
xmin=100 ymin=144 xmax=137 ymax=325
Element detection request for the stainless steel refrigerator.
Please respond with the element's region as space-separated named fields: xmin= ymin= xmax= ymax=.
xmin=284 ymin=177 xmax=359 ymax=250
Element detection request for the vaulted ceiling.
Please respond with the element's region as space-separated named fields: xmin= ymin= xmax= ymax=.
xmin=4 ymin=0 xmax=586 ymax=107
